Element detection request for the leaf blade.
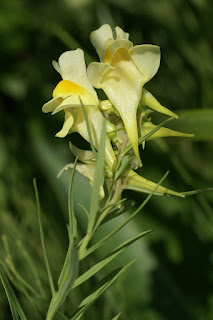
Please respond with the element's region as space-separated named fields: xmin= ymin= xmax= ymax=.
xmin=70 ymin=260 xmax=135 ymax=320
xmin=72 ymin=230 xmax=150 ymax=289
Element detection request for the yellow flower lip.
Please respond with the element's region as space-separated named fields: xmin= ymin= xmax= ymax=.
xmin=53 ymin=80 xmax=88 ymax=98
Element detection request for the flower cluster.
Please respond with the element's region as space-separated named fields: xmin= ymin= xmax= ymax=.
xmin=43 ymin=24 xmax=192 ymax=199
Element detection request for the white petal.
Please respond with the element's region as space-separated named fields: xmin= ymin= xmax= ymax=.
xmin=69 ymin=143 xmax=94 ymax=162
xmin=57 ymin=49 xmax=98 ymax=103
xmin=108 ymin=40 xmax=133 ymax=59
xmin=52 ymin=92 xmax=97 ymax=114
xmin=75 ymin=163 xmax=96 ymax=184
xmin=115 ymin=26 xmax=129 ymax=40
xmin=42 ymin=96 xmax=62 ymax=113
xmin=87 ymin=62 xmax=113 ymax=88
xmin=90 ymin=24 xmax=114 ymax=62
xmin=52 ymin=60 xmax=61 ymax=74
xmin=55 ymin=111 xmax=74 ymax=138
xmin=131 ymin=45 xmax=161 ymax=82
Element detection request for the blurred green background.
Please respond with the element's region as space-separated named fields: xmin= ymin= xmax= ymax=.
xmin=0 ymin=0 xmax=213 ymax=319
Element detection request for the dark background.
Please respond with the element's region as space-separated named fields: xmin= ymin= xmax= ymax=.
xmin=0 ymin=0 xmax=213 ymax=319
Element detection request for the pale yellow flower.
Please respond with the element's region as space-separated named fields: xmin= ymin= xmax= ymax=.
xmin=87 ymin=24 xmax=161 ymax=166
xmin=42 ymin=49 xmax=116 ymax=170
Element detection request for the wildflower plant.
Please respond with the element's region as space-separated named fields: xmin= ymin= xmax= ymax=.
xmin=1 ymin=24 xmax=195 ymax=320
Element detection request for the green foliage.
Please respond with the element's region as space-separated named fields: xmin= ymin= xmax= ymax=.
xmin=1 ymin=0 xmax=213 ymax=319
xmin=0 ymin=265 xmax=27 ymax=320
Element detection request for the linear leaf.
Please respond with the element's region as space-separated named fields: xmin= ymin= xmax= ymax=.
xmin=47 ymin=230 xmax=79 ymax=320
xmin=70 ymin=260 xmax=135 ymax=320
xmin=83 ymin=171 xmax=169 ymax=258
xmin=0 ymin=263 xmax=27 ymax=320
xmin=114 ymin=155 xmax=134 ymax=181
xmin=112 ymin=313 xmax=121 ymax=320
xmin=72 ymin=230 xmax=150 ymax=289
xmin=33 ymin=178 xmax=55 ymax=296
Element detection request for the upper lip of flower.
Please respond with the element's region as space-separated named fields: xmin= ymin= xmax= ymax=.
xmin=42 ymin=48 xmax=99 ymax=115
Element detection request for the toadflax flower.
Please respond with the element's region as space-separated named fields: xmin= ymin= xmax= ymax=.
xmin=63 ymin=142 xmax=184 ymax=198
xmin=42 ymin=49 xmax=116 ymax=170
xmin=87 ymin=24 xmax=162 ymax=166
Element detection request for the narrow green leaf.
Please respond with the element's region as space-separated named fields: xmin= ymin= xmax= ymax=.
xmin=1 ymin=238 xmax=40 ymax=297
xmin=33 ymin=178 xmax=55 ymax=296
xmin=78 ymin=203 xmax=89 ymax=219
xmin=105 ymin=230 xmax=151 ymax=258
xmin=0 ymin=258 xmax=41 ymax=312
xmin=0 ymin=264 xmax=27 ymax=320
xmin=87 ymin=121 xmax=106 ymax=234
xmin=70 ymin=260 xmax=135 ymax=320
xmin=112 ymin=313 xmax=121 ymax=320
xmin=16 ymin=240 xmax=45 ymax=296
xmin=57 ymin=228 xmax=72 ymax=287
xmin=72 ymin=230 xmax=150 ymax=289
xmin=46 ymin=232 xmax=79 ymax=320
xmin=58 ymin=159 xmax=79 ymax=285
xmin=114 ymin=155 xmax=134 ymax=181
xmin=83 ymin=171 xmax=169 ymax=258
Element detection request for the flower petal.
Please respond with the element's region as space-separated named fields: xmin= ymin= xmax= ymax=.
xmin=57 ymin=49 xmax=98 ymax=103
xmin=87 ymin=62 xmax=113 ymax=88
xmin=87 ymin=62 xmax=113 ymax=89
xmin=92 ymin=47 xmax=144 ymax=165
xmin=125 ymin=170 xmax=184 ymax=197
xmin=141 ymin=89 xmax=178 ymax=118
xmin=90 ymin=24 xmax=114 ymax=62
xmin=69 ymin=143 xmax=94 ymax=162
xmin=106 ymin=40 xmax=133 ymax=63
xmin=52 ymin=92 xmax=97 ymax=116
xmin=55 ymin=110 xmax=74 ymax=138
xmin=115 ymin=26 xmax=129 ymax=40
xmin=69 ymin=106 xmax=117 ymax=171
xmin=131 ymin=45 xmax=161 ymax=82
xmin=52 ymin=60 xmax=61 ymax=74
xmin=42 ymin=96 xmax=62 ymax=113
